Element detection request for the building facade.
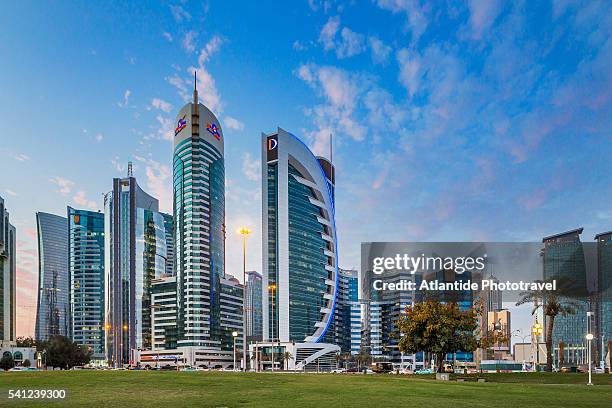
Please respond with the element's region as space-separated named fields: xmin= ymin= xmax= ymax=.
xmin=0 ymin=195 xmax=16 ymax=343
xmin=542 ymin=228 xmax=589 ymax=366
xmin=245 ymin=270 xmax=262 ymax=342
xmin=35 ymin=212 xmax=69 ymax=341
xmin=68 ymin=207 xmax=105 ymax=363
xmin=173 ymin=79 xmax=225 ymax=349
xmin=334 ymin=268 xmax=358 ymax=354
xmin=220 ymin=275 xmax=244 ymax=357
xmin=261 ymin=128 xmax=338 ymax=344
xmin=151 ymin=275 xmax=178 ymax=351
xmin=104 ymin=175 xmax=174 ymax=367
xmin=595 ymin=231 xmax=612 ymax=366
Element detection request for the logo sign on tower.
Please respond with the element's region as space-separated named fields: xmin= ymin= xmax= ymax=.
xmin=175 ymin=114 xmax=187 ymax=136
xmin=206 ymin=122 xmax=221 ymax=141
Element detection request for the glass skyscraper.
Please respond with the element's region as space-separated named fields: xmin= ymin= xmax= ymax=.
xmin=595 ymin=232 xmax=611 ymax=365
xmin=542 ymin=228 xmax=589 ymax=365
xmin=334 ymin=268 xmax=358 ymax=353
xmin=0 ymin=195 xmax=16 ymax=342
xmin=68 ymin=207 xmax=105 ymax=362
xmin=35 ymin=212 xmax=69 ymax=341
xmin=104 ymin=175 xmax=174 ymax=367
xmin=245 ymin=270 xmax=262 ymax=342
xmin=261 ymin=128 xmax=338 ymax=344
xmin=173 ymin=78 xmax=225 ymax=348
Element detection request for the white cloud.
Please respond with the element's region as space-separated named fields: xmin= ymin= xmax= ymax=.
xmin=133 ymin=156 xmax=172 ymax=213
xmin=182 ymin=30 xmax=197 ymax=53
xmin=466 ymin=0 xmax=503 ymax=39
xmin=150 ymin=98 xmax=173 ymax=113
xmin=95 ymin=133 xmax=103 ymax=142
xmin=224 ymin=116 xmax=244 ymax=131
xmin=155 ymin=115 xmax=174 ymax=141
xmin=111 ymin=157 xmax=126 ymax=174
xmin=49 ymin=176 xmax=74 ymax=195
xmin=170 ymin=5 xmax=191 ymax=22
xmin=318 ymin=17 xmax=365 ymax=59
xmin=319 ymin=16 xmax=340 ymax=50
xmin=397 ymin=48 xmax=421 ymax=97
xmin=368 ymin=36 xmax=392 ymax=64
xmin=375 ymin=0 xmax=428 ymax=44
xmin=162 ymin=32 xmax=173 ymax=42
xmin=14 ymin=153 xmax=30 ymax=162
xmin=73 ymin=191 xmax=98 ymax=210
xmin=118 ymin=89 xmax=131 ymax=107
xmin=4 ymin=189 xmax=17 ymax=196
xmin=293 ymin=40 xmax=307 ymax=51
xmin=242 ymin=153 xmax=260 ymax=181
xmin=197 ymin=35 xmax=224 ymax=66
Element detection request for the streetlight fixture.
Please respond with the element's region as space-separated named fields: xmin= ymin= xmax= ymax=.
xmin=268 ymin=283 xmax=277 ymax=372
xmin=238 ymin=227 xmax=252 ymax=372
xmin=532 ymin=321 xmax=543 ymax=372
xmin=586 ymin=311 xmax=594 ymax=385
xmin=232 ymin=331 xmax=239 ymax=371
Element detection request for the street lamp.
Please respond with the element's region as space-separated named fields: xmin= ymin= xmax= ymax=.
xmin=532 ymin=321 xmax=543 ymax=372
xmin=238 ymin=227 xmax=252 ymax=372
xmin=232 ymin=331 xmax=239 ymax=371
xmin=587 ymin=311 xmax=594 ymax=385
xmin=268 ymin=283 xmax=277 ymax=372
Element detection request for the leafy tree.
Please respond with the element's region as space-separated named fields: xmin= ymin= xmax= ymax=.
xmin=22 ymin=359 xmax=31 ymax=368
xmin=41 ymin=335 xmax=92 ymax=369
xmin=0 ymin=353 xmax=15 ymax=371
xmin=516 ymin=278 xmax=579 ymax=372
xmin=16 ymin=336 xmax=37 ymax=348
xmin=397 ymin=300 xmax=479 ymax=373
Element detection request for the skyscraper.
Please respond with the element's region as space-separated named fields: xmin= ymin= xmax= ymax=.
xmin=173 ymin=75 xmax=225 ymax=348
xmin=334 ymin=268 xmax=358 ymax=353
xmin=0 ymin=195 xmax=16 ymax=343
xmin=68 ymin=207 xmax=105 ymax=363
xmin=261 ymin=128 xmax=338 ymax=344
xmin=104 ymin=174 xmax=174 ymax=367
xmin=245 ymin=270 xmax=263 ymax=342
xmin=220 ymin=275 xmax=244 ymax=357
xmin=35 ymin=212 xmax=69 ymax=341
xmin=594 ymin=231 xmax=611 ymax=366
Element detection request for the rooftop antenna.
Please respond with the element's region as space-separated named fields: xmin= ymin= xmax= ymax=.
xmin=193 ymin=71 xmax=198 ymax=104
xmin=127 ymin=161 xmax=133 ymax=177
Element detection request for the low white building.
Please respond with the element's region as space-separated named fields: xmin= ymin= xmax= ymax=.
xmin=134 ymin=347 xmax=234 ymax=369
xmin=0 ymin=341 xmax=36 ymax=367
xmin=249 ymin=342 xmax=340 ymax=372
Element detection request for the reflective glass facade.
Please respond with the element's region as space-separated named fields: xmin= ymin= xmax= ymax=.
xmin=245 ymin=271 xmax=263 ymax=341
xmin=173 ymin=99 xmax=225 ymax=349
xmin=0 ymin=196 xmax=16 ymax=342
xmin=35 ymin=212 xmax=69 ymax=341
xmin=68 ymin=207 xmax=105 ymax=361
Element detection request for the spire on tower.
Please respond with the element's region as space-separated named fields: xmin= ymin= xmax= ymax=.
xmin=127 ymin=161 xmax=133 ymax=177
xmin=193 ymin=71 xmax=198 ymax=105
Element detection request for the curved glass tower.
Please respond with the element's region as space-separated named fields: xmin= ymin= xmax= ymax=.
xmin=261 ymin=128 xmax=338 ymax=344
xmin=173 ymin=78 xmax=225 ymax=348
xmin=35 ymin=212 xmax=69 ymax=341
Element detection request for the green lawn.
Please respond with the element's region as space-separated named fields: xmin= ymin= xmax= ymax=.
xmin=0 ymin=371 xmax=610 ymax=407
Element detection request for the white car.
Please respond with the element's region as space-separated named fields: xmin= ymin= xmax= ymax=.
xmin=330 ymin=368 xmax=346 ymax=373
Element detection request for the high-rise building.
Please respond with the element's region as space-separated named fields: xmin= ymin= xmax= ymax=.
xmin=0 ymin=195 xmax=16 ymax=343
xmin=173 ymin=76 xmax=225 ymax=349
xmin=594 ymin=231 xmax=612 ymax=366
xmin=104 ymin=174 xmax=174 ymax=367
xmin=68 ymin=207 xmax=105 ymax=363
xmin=261 ymin=128 xmax=338 ymax=344
xmin=542 ymin=228 xmax=589 ymax=366
xmin=220 ymin=275 xmax=244 ymax=358
xmin=35 ymin=212 xmax=69 ymax=341
xmin=245 ymin=270 xmax=263 ymax=342
xmin=334 ymin=268 xmax=358 ymax=354
xmin=151 ymin=275 xmax=178 ymax=351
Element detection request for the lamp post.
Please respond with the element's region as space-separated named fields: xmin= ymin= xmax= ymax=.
xmin=238 ymin=227 xmax=252 ymax=372
xmin=587 ymin=311 xmax=594 ymax=385
xmin=269 ymin=283 xmax=277 ymax=372
xmin=532 ymin=321 xmax=543 ymax=372
xmin=232 ymin=331 xmax=239 ymax=371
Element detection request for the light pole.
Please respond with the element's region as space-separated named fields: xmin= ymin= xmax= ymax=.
xmin=238 ymin=227 xmax=252 ymax=372
xmin=269 ymin=283 xmax=277 ymax=372
xmin=232 ymin=331 xmax=239 ymax=371
xmin=532 ymin=321 xmax=543 ymax=372
xmin=587 ymin=311 xmax=594 ymax=385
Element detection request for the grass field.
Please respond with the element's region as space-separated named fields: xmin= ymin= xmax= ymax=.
xmin=1 ymin=371 xmax=610 ymax=407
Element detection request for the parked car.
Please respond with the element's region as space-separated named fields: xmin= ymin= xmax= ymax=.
xmin=415 ymin=368 xmax=434 ymax=374
xmin=330 ymin=368 xmax=346 ymax=373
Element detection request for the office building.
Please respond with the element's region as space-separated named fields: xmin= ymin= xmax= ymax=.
xmin=0 ymin=195 xmax=16 ymax=343
xmin=220 ymin=275 xmax=244 ymax=365
xmin=334 ymin=268 xmax=359 ymax=354
xmin=173 ymin=76 xmax=225 ymax=348
xmin=595 ymin=231 xmax=612 ymax=367
xmin=487 ymin=309 xmax=512 ymax=359
xmin=151 ymin=275 xmax=178 ymax=351
xmin=542 ymin=228 xmax=589 ymax=366
xmin=261 ymin=127 xmax=338 ymax=344
xmin=245 ymin=270 xmax=263 ymax=342
xmin=35 ymin=212 xmax=69 ymax=341
xmin=68 ymin=207 xmax=105 ymax=363
xmin=104 ymin=173 xmax=174 ymax=367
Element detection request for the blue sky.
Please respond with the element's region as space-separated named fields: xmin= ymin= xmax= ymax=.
xmin=1 ymin=0 xmax=610 ymax=337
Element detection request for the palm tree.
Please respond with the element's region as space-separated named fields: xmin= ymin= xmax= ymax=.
xmin=516 ymin=278 xmax=580 ymax=372
xmin=282 ymin=351 xmax=293 ymax=371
